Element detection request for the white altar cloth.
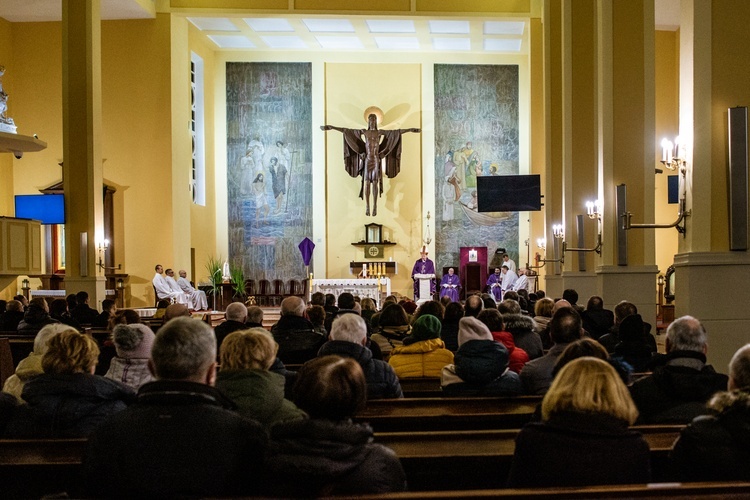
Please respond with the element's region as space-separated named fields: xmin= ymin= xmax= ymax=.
xmin=311 ymin=278 xmax=391 ymax=309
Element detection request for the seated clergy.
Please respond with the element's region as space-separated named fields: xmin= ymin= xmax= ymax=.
xmin=439 ymin=268 xmax=461 ymax=303
xmin=177 ymin=269 xmax=209 ymax=311
xmin=152 ymin=264 xmax=188 ymax=305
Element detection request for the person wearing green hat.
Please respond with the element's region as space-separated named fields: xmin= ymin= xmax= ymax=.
xmin=388 ymin=314 xmax=453 ymax=378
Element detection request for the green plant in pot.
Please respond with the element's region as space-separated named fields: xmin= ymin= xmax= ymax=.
xmin=205 ymin=255 xmax=223 ymax=311
xmin=229 ymin=263 xmax=247 ymax=302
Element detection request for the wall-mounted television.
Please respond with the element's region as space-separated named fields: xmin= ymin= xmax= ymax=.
xmin=477 ymin=174 xmax=542 ymax=212
xmin=15 ymin=194 xmax=65 ymax=225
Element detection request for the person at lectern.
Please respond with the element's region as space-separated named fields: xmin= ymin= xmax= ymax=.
xmin=411 ymin=246 xmax=436 ymax=299
xmin=487 ymin=267 xmax=503 ymax=302
xmin=439 ymin=268 xmax=461 ymax=303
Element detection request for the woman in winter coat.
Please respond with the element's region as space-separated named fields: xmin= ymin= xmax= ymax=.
xmin=266 ymin=355 xmax=407 ymax=496
xmin=216 ymin=328 xmax=306 ymax=427
xmin=371 ymin=303 xmax=411 ymax=360
xmin=388 ymin=314 xmax=453 ymax=378
xmin=671 ymin=343 xmax=750 ymax=481
xmin=508 ymin=357 xmax=651 ymax=487
xmin=104 ymin=323 xmax=155 ymax=391
xmin=441 ymin=316 xmax=522 ymax=396
xmin=5 ymin=328 xmax=135 ymax=438
xmin=2 ymin=323 xmax=69 ymax=402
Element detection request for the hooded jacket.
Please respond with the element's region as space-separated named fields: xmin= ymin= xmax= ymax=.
xmin=318 ymin=340 xmax=403 ymax=399
xmin=388 ymin=338 xmax=453 ymax=378
xmin=672 ymin=390 xmax=750 ymax=481
xmin=503 ymin=314 xmax=543 ymax=359
xmin=2 ymin=351 xmax=43 ymax=402
xmin=216 ymin=369 xmax=306 ymax=427
xmin=266 ymin=418 xmax=407 ymax=496
xmin=6 ymin=373 xmax=135 ymax=437
xmin=17 ymin=305 xmax=59 ymax=335
xmin=630 ymin=350 xmax=728 ymax=424
xmin=441 ymin=339 xmax=522 ymax=396
xmin=490 ymin=330 xmax=529 ymax=373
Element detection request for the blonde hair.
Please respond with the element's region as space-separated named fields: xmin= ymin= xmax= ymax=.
xmin=220 ymin=328 xmax=278 ymax=371
xmin=42 ymin=329 xmax=100 ymax=375
xmin=535 ymin=297 xmax=555 ymax=318
xmin=542 ymin=357 xmax=638 ymax=425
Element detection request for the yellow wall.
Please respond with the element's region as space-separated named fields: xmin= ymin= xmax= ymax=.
xmin=0 ymin=17 xmax=14 ymax=222
xmin=324 ymin=63 xmax=422 ymax=297
xmin=3 ymin=17 xmax=175 ymax=306
xmin=654 ymin=30 xmax=679 ymax=277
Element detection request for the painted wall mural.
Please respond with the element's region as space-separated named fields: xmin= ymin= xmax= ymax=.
xmin=226 ymin=62 xmax=313 ymax=280
xmin=434 ymin=64 xmax=520 ymax=275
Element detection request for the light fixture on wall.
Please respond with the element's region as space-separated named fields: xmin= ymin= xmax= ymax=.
xmin=97 ymin=239 xmax=121 ymax=272
xmin=530 ymin=225 xmax=565 ymax=268
xmin=423 ymin=211 xmax=432 ymax=246
xmin=620 ymin=136 xmax=690 ymax=236
xmin=564 ymin=199 xmax=603 ymax=256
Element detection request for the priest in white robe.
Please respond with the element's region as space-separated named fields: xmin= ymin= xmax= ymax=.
xmin=153 ymin=265 xmax=188 ymax=304
xmin=500 ymin=264 xmax=518 ymax=293
xmin=512 ymin=268 xmax=529 ymax=293
xmin=177 ymin=269 xmax=209 ymax=310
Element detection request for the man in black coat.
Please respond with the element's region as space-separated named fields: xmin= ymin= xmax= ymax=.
xmin=271 ymin=296 xmax=325 ymax=364
xmin=70 ymin=291 xmax=100 ymax=325
xmin=214 ymin=302 xmax=249 ymax=357
xmin=630 ymin=315 xmax=727 ymax=424
xmin=84 ymin=317 xmax=268 ymax=498
xmin=1 ymin=300 xmax=25 ymax=331
xmin=318 ymin=313 xmax=402 ymax=399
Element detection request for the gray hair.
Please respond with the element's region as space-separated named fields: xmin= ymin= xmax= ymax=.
xmin=151 ymin=317 xmax=216 ymax=380
xmin=666 ymin=315 xmax=708 ymax=352
xmin=729 ymin=343 xmax=750 ymax=390
xmin=34 ymin=323 xmax=73 ymax=354
xmin=225 ymin=302 xmax=248 ymax=322
xmin=247 ymin=305 xmax=264 ymax=324
xmin=498 ymin=299 xmax=521 ymax=315
xmin=281 ymin=296 xmax=306 ymax=317
xmin=330 ymin=314 xmax=367 ymax=344
xmin=113 ymin=323 xmax=149 ymax=351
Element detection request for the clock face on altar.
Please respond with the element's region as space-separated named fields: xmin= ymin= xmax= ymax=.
xmin=368 ymin=246 xmax=379 ymax=257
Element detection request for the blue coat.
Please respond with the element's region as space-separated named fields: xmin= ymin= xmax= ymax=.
xmin=319 ymin=340 xmax=403 ymax=399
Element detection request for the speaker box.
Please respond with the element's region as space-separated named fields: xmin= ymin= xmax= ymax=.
xmin=728 ymin=107 xmax=748 ymax=251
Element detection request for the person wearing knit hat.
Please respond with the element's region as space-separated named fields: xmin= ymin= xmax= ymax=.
xmin=104 ymin=323 xmax=156 ymax=390
xmin=388 ymin=314 xmax=453 ymax=378
xmin=441 ymin=316 xmax=522 ymax=396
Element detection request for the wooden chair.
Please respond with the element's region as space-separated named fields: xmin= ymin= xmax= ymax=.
xmin=257 ymin=279 xmax=271 ymax=306
xmin=271 ymin=279 xmax=285 ymax=306
xmin=288 ymin=279 xmax=303 ymax=298
xmin=244 ymin=279 xmax=256 ymax=299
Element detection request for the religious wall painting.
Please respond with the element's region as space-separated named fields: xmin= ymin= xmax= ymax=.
xmin=434 ymin=64 xmax=520 ymax=273
xmin=226 ymin=62 xmax=313 ymax=281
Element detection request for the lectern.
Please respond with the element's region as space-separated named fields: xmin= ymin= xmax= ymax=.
xmin=413 ymin=273 xmax=435 ymax=304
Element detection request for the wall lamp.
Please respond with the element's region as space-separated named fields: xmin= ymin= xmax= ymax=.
xmin=620 ymin=136 xmax=690 ymax=236
xmin=564 ymin=199 xmax=603 ymax=256
xmin=97 ymin=239 xmax=121 ymax=272
xmin=531 ymin=226 xmax=566 ymax=268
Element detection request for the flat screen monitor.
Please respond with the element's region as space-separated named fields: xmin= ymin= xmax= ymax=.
xmin=14 ymin=194 xmax=65 ymax=225
xmin=477 ymin=174 xmax=542 ymax=212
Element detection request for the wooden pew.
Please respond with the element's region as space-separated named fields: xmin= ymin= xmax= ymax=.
xmin=351 ymin=481 xmax=750 ymax=499
xmin=356 ymin=396 xmax=543 ymax=431
xmin=398 ymin=377 xmax=442 ymax=397
xmin=374 ymin=425 xmax=684 ymax=490
xmin=0 ymin=426 xmax=686 ymax=496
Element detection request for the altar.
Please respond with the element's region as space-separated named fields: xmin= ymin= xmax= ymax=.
xmin=311 ymin=278 xmax=391 ymax=308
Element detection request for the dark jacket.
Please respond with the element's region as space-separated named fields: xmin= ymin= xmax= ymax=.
xmin=214 ymin=319 xmax=248 ymax=358
xmin=318 ymin=340 xmax=403 ymax=399
xmin=1 ymin=310 xmax=25 ymax=331
xmin=216 ymin=369 xmax=306 ymax=427
xmin=440 ymin=319 xmax=460 ymax=352
xmin=582 ymin=309 xmax=614 ymax=340
xmin=5 ymin=373 xmax=135 ymax=438
xmin=671 ymin=391 xmax=750 ymax=482
xmin=71 ymin=304 xmax=100 ymax=325
xmin=50 ymin=312 xmax=82 ymax=331
xmin=507 ymin=411 xmax=651 ymax=487
xmin=84 ymin=380 xmax=269 ymax=498
xmin=629 ymin=350 xmax=728 ymax=424
xmin=17 ymin=305 xmax=59 ymax=334
xmin=266 ymin=418 xmax=407 ymax=497
xmin=503 ymin=314 xmax=544 ymax=359
xmin=91 ymin=311 xmax=112 ymax=329
xmin=271 ymin=315 xmax=325 ymax=364
xmin=442 ymin=339 xmax=523 ymax=397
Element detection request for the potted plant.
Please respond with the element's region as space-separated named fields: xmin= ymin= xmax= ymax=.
xmin=229 ymin=263 xmax=247 ymax=302
xmin=205 ymin=255 xmax=223 ymax=311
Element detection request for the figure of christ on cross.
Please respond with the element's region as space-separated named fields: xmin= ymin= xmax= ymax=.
xmin=321 ymin=112 xmax=420 ymax=216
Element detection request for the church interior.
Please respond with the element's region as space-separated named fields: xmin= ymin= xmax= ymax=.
xmin=0 ymin=0 xmax=749 ymax=371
